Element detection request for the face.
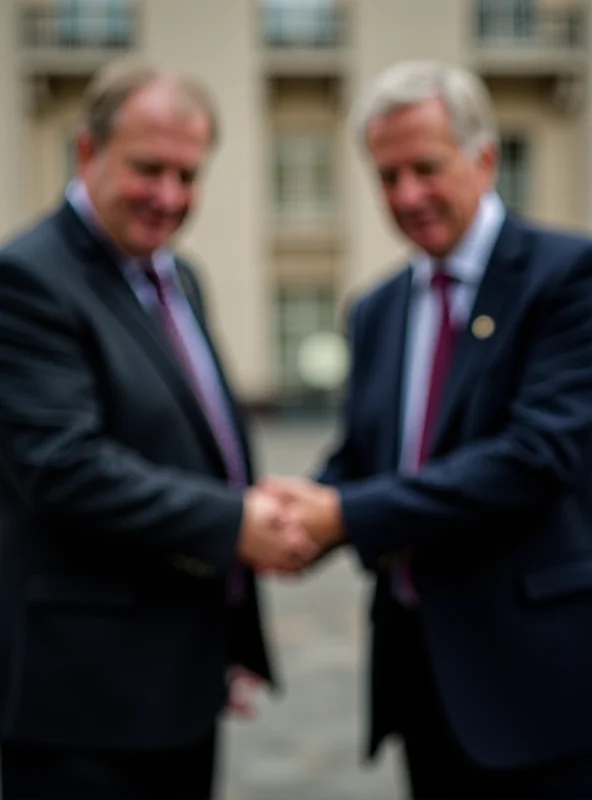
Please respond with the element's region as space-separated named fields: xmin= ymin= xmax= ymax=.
xmin=366 ymin=97 xmax=496 ymax=257
xmin=78 ymin=82 xmax=212 ymax=256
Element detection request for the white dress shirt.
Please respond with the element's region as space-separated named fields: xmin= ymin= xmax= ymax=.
xmin=398 ymin=191 xmax=506 ymax=475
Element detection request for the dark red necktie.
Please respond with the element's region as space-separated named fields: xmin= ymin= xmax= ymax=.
xmin=396 ymin=268 xmax=460 ymax=605
xmin=417 ymin=270 xmax=460 ymax=467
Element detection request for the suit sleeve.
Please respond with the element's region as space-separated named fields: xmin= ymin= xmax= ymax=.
xmin=0 ymin=256 xmax=243 ymax=574
xmin=335 ymin=248 xmax=592 ymax=570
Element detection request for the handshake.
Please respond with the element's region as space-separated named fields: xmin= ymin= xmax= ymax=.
xmin=237 ymin=477 xmax=345 ymax=574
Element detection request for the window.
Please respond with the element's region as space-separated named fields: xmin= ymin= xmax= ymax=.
xmin=476 ymin=0 xmax=536 ymax=40
xmin=273 ymin=131 xmax=335 ymax=223
xmin=263 ymin=0 xmax=340 ymax=47
xmin=497 ymin=134 xmax=530 ymax=214
xmin=57 ymin=0 xmax=133 ymax=48
xmin=274 ymin=287 xmax=339 ymax=405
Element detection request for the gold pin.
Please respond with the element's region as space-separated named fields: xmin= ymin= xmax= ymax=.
xmin=472 ymin=314 xmax=496 ymax=340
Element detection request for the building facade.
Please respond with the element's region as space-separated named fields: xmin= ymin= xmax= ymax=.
xmin=1 ymin=0 xmax=590 ymax=406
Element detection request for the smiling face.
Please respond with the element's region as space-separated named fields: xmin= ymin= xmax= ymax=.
xmin=77 ymin=80 xmax=212 ymax=256
xmin=366 ymin=96 xmax=497 ymax=258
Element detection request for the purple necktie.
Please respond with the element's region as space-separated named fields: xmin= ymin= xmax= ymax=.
xmin=143 ymin=260 xmax=247 ymax=600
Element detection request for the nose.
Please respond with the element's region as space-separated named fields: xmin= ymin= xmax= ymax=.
xmin=387 ymin=170 xmax=425 ymax=211
xmin=155 ymin=173 xmax=186 ymax=212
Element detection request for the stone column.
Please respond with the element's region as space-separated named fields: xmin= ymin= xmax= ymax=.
xmin=0 ymin=0 xmax=28 ymax=239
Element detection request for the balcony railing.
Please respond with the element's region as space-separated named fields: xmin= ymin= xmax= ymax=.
xmin=21 ymin=1 xmax=136 ymax=52
xmin=262 ymin=1 xmax=346 ymax=48
xmin=474 ymin=0 xmax=584 ymax=49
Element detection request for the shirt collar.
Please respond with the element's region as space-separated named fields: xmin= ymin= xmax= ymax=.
xmin=66 ymin=178 xmax=106 ymax=243
xmin=65 ymin=178 xmax=173 ymax=278
xmin=411 ymin=191 xmax=506 ymax=289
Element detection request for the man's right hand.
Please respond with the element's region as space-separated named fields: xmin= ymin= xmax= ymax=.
xmin=237 ymin=488 xmax=319 ymax=573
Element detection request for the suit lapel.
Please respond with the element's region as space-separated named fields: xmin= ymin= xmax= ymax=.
xmin=430 ymin=214 xmax=529 ymax=456
xmin=55 ymin=202 xmax=230 ymax=479
xmin=176 ymin=263 xmax=254 ymax=482
xmin=377 ymin=268 xmax=414 ymax=471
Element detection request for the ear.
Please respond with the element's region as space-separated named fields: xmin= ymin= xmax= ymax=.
xmin=75 ymin=129 xmax=98 ymax=175
xmin=476 ymin=141 xmax=498 ymax=191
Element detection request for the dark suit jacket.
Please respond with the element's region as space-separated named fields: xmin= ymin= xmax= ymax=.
xmin=319 ymin=213 xmax=592 ymax=771
xmin=0 ymin=201 xmax=273 ymax=750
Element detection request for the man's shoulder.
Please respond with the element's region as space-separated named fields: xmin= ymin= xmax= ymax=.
xmin=351 ymin=262 xmax=412 ymax=317
xmin=510 ymin=214 xmax=592 ymax=265
xmin=0 ymin=206 xmax=65 ymax=275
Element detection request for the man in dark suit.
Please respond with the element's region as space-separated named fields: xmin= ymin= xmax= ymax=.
xmin=263 ymin=60 xmax=592 ymax=798
xmin=0 ymin=60 xmax=314 ymax=799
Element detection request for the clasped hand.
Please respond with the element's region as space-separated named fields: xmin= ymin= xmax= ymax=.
xmin=237 ymin=477 xmax=344 ymax=574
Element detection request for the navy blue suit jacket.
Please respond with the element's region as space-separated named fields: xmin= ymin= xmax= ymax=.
xmin=319 ymin=213 xmax=592 ymax=770
xmin=0 ymin=201 xmax=273 ymax=751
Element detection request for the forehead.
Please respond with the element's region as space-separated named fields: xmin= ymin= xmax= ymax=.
xmin=366 ymin=97 xmax=458 ymax=161
xmin=113 ymin=83 xmax=211 ymax=155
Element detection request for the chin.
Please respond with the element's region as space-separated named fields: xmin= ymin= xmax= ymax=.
xmin=426 ymin=243 xmax=451 ymax=258
xmin=132 ymin=229 xmax=171 ymax=253
xmin=416 ymin=231 xmax=452 ymax=258
xmin=410 ymin=239 xmax=440 ymax=257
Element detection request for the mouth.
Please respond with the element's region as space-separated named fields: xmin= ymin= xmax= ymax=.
xmin=133 ymin=205 xmax=184 ymax=230
xmin=401 ymin=214 xmax=445 ymax=239
xmin=401 ymin=210 xmax=439 ymax=228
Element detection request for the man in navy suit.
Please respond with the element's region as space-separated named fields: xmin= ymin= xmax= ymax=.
xmin=264 ymin=60 xmax=592 ymax=798
xmin=0 ymin=61 xmax=315 ymax=799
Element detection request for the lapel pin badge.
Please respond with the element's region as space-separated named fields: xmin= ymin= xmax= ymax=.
xmin=472 ymin=314 xmax=496 ymax=340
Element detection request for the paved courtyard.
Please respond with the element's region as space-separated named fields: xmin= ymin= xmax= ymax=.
xmin=220 ymin=416 xmax=408 ymax=800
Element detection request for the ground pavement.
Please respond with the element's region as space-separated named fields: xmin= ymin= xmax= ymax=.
xmin=221 ymin=416 xmax=408 ymax=800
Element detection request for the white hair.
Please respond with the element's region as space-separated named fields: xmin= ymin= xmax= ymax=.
xmin=351 ymin=60 xmax=499 ymax=158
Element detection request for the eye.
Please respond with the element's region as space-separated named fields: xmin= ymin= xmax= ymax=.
xmin=132 ymin=160 xmax=162 ymax=177
xmin=414 ymin=160 xmax=441 ymax=177
xmin=179 ymin=169 xmax=198 ymax=186
xmin=378 ymin=167 xmax=398 ymax=187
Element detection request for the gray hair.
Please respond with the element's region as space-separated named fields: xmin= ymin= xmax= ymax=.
xmin=80 ymin=58 xmax=220 ymax=150
xmin=351 ymin=60 xmax=498 ymax=157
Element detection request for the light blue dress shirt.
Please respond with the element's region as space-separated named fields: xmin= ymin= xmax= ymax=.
xmin=65 ymin=179 xmax=246 ymax=489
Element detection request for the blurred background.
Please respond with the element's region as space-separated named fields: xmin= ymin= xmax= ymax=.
xmin=0 ymin=0 xmax=590 ymax=796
